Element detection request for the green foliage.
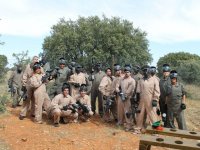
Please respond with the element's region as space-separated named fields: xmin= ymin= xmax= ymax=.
xmin=12 ymin=50 xmax=31 ymax=69
xmin=157 ymin=52 xmax=200 ymax=77
xmin=0 ymin=55 xmax=8 ymax=82
xmin=177 ymin=60 xmax=200 ymax=85
xmin=0 ymin=95 xmax=8 ymax=114
xmin=43 ymin=16 xmax=152 ymax=70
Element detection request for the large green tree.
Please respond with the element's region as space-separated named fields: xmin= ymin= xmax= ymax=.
xmin=43 ymin=16 xmax=152 ymax=70
xmin=157 ymin=52 xmax=200 ymax=75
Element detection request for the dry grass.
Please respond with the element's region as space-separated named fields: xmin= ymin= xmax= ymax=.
xmin=185 ymin=84 xmax=200 ymax=100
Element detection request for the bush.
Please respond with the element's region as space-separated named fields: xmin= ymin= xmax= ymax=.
xmin=178 ymin=60 xmax=200 ymax=85
xmin=0 ymin=95 xmax=9 ymax=114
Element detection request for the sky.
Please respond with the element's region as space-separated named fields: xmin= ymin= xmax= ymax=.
xmin=0 ymin=0 xmax=200 ymax=68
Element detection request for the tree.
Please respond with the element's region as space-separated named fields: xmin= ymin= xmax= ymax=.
xmin=43 ymin=16 xmax=152 ymax=70
xmin=157 ymin=52 xmax=200 ymax=76
xmin=12 ymin=50 xmax=31 ymax=68
xmin=178 ymin=60 xmax=200 ymax=85
xmin=0 ymin=55 xmax=8 ymax=81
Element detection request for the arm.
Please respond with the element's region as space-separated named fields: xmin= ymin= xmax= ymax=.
xmin=21 ymin=65 xmax=30 ymax=86
xmin=153 ymin=78 xmax=160 ymax=101
xmin=125 ymin=79 xmax=136 ymax=98
xmin=98 ymin=77 xmax=108 ymax=96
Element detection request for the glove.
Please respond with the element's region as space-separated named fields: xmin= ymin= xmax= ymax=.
xmin=73 ymin=83 xmax=80 ymax=88
xmin=103 ymin=95 xmax=107 ymax=100
xmin=152 ymin=100 xmax=157 ymax=107
xmin=21 ymin=86 xmax=26 ymax=92
xmin=41 ymin=76 xmax=48 ymax=83
xmin=180 ymin=103 xmax=186 ymax=110
xmin=63 ymin=105 xmax=68 ymax=111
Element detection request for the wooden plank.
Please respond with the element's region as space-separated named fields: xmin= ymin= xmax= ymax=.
xmin=139 ymin=134 xmax=200 ymax=150
xmin=146 ymin=126 xmax=200 ymax=140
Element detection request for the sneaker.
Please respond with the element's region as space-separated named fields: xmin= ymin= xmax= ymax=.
xmin=73 ymin=119 xmax=78 ymax=123
xmin=35 ymin=120 xmax=43 ymax=124
xmin=54 ymin=123 xmax=59 ymax=127
xmin=19 ymin=115 xmax=26 ymax=120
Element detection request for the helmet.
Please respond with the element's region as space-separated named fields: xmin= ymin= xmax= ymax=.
xmin=114 ymin=64 xmax=121 ymax=71
xmin=32 ymin=62 xmax=41 ymax=72
xmin=141 ymin=65 xmax=150 ymax=73
xmin=150 ymin=66 xmax=157 ymax=75
xmin=162 ymin=64 xmax=171 ymax=72
xmin=62 ymin=83 xmax=70 ymax=91
xmin=58 ymin=57 xmax=66 ymax=65
xmin=75 ymin=64 xmax=82 ymax=73
xmin=134 ymin=65 xmax=141 ymax=73
xmin=95 ymin=63 xmax=102 ymax=71
xmin=124 ymin=64 xmax=132 ymax=72
xmin=79 ymin=84 xmax=87 ymax=92
xmin=170 ymin=70 xmax=178 ymax=79
xmin=17 ymin=64 xmax=23 ymax=73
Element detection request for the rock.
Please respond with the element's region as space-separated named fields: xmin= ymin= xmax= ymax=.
xmin=21 ymin=138 xmax=27 ymax=142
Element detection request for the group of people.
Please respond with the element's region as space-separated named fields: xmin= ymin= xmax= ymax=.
xmin=8 ymin=55 xmax=187 ymax=133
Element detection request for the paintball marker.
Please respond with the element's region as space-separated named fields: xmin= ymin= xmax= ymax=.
xmin=76 ymin=100 xmax=90 ymax=115
xmin=8 ymin=84 xmax=16 ymax=97
xmin=19 ymin=87 xmax=27 ymax=102
xmin=41 ymin=67 xmax=61 ymax=82
xmin=62 ymin=104 xmax=78 ymax=113
xmin=104 ymin=96 xmax=115 ymax=113
xmin=119 ymin=86 xmax=126 ymax=101
xmin=126 ymin=94 xmax=140 ymax=124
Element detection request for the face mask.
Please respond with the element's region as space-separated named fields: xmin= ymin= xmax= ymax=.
xmin=76 ymin=68 xmax=81 ymax=74
xmin=17 ymin=68 xmax=22 ymax=73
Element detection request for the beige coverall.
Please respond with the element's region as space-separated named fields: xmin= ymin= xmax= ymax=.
xmin=30 ymin=73 xmax=50 ymax=122
xmin=20 ymin=64 xmax=44 ymax=117
xmin=116 ymin=76 xmax=135 ymax=129
xmin=99 ymin=75 xmax=117 ymax=121
xmin=69 ymin=72 xmax=86 ymax=98
xmin=136 ymin=76 xmax=160 ymax=129
xmin=49 ymin=94 xmax=78 ymax=123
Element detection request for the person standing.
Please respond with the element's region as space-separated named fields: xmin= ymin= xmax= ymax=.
xmin=134 ymin=65 xmax=160 ymax=133
xmin=90 ymin=63 xmax=105 ymax=116
xmin=159 ymin=64 xmax=171 ymax=127
xmin=29 ymin=63 xmax=50 ymax=124
xmin=112 ymin=64 xmax=124 ymax=124
xmin=99 ymin=68 xmax=116 ymax=122
xmin=8 ymin=64 xmax=23 ymax=108
xmin=19 ymin=56 xmax=44 ymax=120
xmin=68 ymin=65 xmax=86 ymax=98
xmin=116 ymin=65 xmax=136 ymax=131
xmin=166 ymin=70 xmax=187 ymax=130
xmin=49 ymin=58 xmax=70 ymax=99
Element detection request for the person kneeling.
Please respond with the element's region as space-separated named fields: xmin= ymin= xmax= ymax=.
xmin=49 ymin=83 xmax=78 ymax=127
xmin=75 ymin=84 xmax=93 ymax=122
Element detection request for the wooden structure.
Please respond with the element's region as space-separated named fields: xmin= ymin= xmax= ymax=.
xmin=139 ymin=126 xmax=200 ymax=150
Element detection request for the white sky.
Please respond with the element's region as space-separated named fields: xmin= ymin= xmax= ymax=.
xmin=1 ymin=0 xmax=200 ymax=67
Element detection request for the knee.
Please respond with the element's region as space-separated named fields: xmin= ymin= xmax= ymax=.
xmin=53 ymin=109 xmax=61 ymax=117
xmin=73 ymin=112 xmax=78 ymax=118
xmin=89 ymin=111 xmax=94 ymax=116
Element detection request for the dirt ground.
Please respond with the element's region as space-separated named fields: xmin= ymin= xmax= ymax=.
xmin=0 ymin=105 xmax=168 ymax=150
xmin=0 ymin=99 xmax=200 ymax=150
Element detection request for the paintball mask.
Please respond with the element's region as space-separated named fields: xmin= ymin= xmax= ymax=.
xmin=141 ymin=65 xmax=150 ymax=79
xmin=170 ymin=70 xmax=178 ymax=79
xmin=162 ymin=64 xmax=171 ymax=72
xmin=75 ymin=65 xmax=82 ymax=74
